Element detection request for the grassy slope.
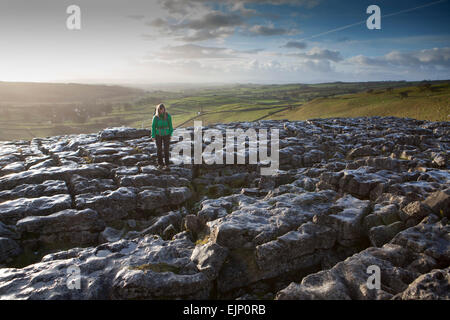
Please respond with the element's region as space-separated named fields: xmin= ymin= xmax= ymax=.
xmin=270 ymin=83 xmax=450 ymax=122
xmin=1 ymin=81 xmax=448 ymax=141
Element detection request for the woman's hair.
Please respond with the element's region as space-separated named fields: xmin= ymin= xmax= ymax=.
xmin=155 ymin=103 xmax=167 ymax=120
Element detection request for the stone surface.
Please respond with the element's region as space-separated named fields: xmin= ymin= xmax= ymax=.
xmin=0 ymin=180 xmax=68 ymax=202
xmin=369 ymin=221 xmax=405 ymax=247
xmin=0 ymin=222 xmax=18 ymax=240
xmin=139 ymin=211 xmax=182 ymax=238
xmin=394 ymin=267 xmax=450 ymax=300
xmin=0 ymin=118 xmax=448 ymax=299
xmin=0 ymin=237 xmax=21 ymax=264
xmin=276 ymin=218 xmax=449 ymax=300
xmin=75 ymin=188 xmax=137 ymax=222
xmin=422 ymin=188 xmax=450 ymax=217
xmin=313 ymin=195 xmax=371 ymax=246
xmin=99 ymin=127 xmax=151 ymax=141
xmin=0 ymin=195 xmax=72 ymax=225
xmin=17 ymin=209 xmax=102 ymax=233
xmin=0 ymin=234 xmax=222 ymax=299
xmin=255 ymin=222 xmax=336 ymax=278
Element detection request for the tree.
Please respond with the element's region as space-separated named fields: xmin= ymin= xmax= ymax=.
xmin=399 ymin=91 xmax=409 ymax=99
xmin=419 ymin=82 xmax=432 ymax=92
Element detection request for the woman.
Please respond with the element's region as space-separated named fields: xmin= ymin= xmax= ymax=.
xmin=151 ymin=103 xmax=173 ymax=170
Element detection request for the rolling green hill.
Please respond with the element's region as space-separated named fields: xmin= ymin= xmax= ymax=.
xmin=270 ymin=83 xmax=450 ymax=122
xmin=161 ymin=81 xmax=437 ymax=128
xmin=0 ymin=80 xmax=448 ymax=141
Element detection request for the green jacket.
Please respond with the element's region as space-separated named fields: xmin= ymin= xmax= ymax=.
xmin=152 ymin=113 xmax=173 ymax=138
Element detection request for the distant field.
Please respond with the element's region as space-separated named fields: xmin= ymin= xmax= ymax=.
xmin=161 ymin=81 xmax=435 ymax=128
xmin=270 ymin=83 xmax=450 ymax=122
xmin=0 ymin=82 xmax=148 ymax=140
xmin=0 ymin=80 xmax=448 ymax=141
xmin=0 ymin=82 xmax=142 ymax=105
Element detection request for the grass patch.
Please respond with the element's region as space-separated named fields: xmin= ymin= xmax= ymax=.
xmin=83 ymin=156 xmax=94 ymax=164
xmin=271 ymin=83 xmax=450 ymax=122
xmin=195 ymin=234 xmax=211 ymax=246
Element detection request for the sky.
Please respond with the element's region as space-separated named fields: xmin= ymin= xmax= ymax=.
xmin=0 ymin=0 xmax=449 ymax=84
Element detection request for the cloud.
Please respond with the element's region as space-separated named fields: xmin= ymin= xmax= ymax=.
xmin=229 ymin=0 xmax=320 ymax=15
xmin=147 ymin=12 xmax=245 ymax=31
xmin=149 ymin=44 xmax=262 ymax=60
xmin=348 ymin=47 xmax=450 ymax=69
xmin=288 ymin=47 xmax=343 ymax=62
xmin=160 ymin=44 xmax=236 ymax=59
xmin=181 ymin=12 xmax=245 ymax=30
xmin=223 ymin=0 xmax=322 ymax=10
xmin=249 ymin=24 xmax=297 ymax=36
xmin=281 ymin=41 xmax=307 ymax=49
xmin=302 ymin=59 xmax=333 ymax=73
xmin=240 ymin=0 xmax=321 ymax=7
xmin=229 ymin=1 xmax=258 ymax=16
xmin=157 ymin=0 xmax=206 ymax=15
xmin=147 ymin=11 xmax=245 ymax=41
xmin=388 ymin=47 xmax=450 ymax=67
xmin=147 ymin=18 xmax=168 ymax=28
xmin=347 ymin=55 xmax=386 ymax=68
xmin=180 ymin=28 xmax=236 ymax=42
xmin=148 ymin=11 xmax=298 ymax=41
xmin=147 ymin=0 xmax=314 ymax=41
xmin=158 ymin=0 xmax=322 ymax=14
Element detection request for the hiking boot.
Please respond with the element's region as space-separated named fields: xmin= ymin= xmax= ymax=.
xmin=163 ymin=165 xmax=170 ymax=171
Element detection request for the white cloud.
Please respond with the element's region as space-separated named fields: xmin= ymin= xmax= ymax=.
xmin=348 ymin=47 xmax=450 ymax=69
xmin=147 ymin=44 xmax=263 ymax=60
xmin=144 ymin=0 xmax=307 ymax=42
xmin=287 ymin=47 xmax=343 ymax=62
